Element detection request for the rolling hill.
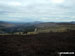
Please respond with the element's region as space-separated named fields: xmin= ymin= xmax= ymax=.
xmin=0 ymin=21 xmax=75 ymax=34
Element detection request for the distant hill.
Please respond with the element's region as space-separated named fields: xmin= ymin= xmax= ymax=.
xmin=34 ymin=22 xmax=58 ymax=28
xmin=0 ymin=21 xmax=75 ymax=34
xmin=0 ymin=21 xmax=17 ymax=28
xmin=0 ymin=21 xmax=37 ymax=33
xmin=70 ymin=21 xmax=75 ymax=24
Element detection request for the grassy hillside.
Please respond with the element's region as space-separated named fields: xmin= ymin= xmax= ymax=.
xmin=34 ymin=23 xmax=75 ymax=33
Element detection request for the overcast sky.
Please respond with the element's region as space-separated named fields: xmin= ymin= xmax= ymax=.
xmin=0 ymin=0 xmax=75 ymax=22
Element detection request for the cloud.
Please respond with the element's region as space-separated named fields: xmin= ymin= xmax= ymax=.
xmin=0 ymin=0 xmax=75 ymax=22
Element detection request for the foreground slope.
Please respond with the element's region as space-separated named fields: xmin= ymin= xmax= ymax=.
xmin=0 ymin=30 xmax=75 ymax=56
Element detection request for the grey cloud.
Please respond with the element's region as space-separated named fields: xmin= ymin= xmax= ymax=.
xmin=0 ymin=0 xmax=75 ymax=22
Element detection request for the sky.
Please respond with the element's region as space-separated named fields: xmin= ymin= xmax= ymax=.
xmin=0 ymin=0 xmax=75 ymax=22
